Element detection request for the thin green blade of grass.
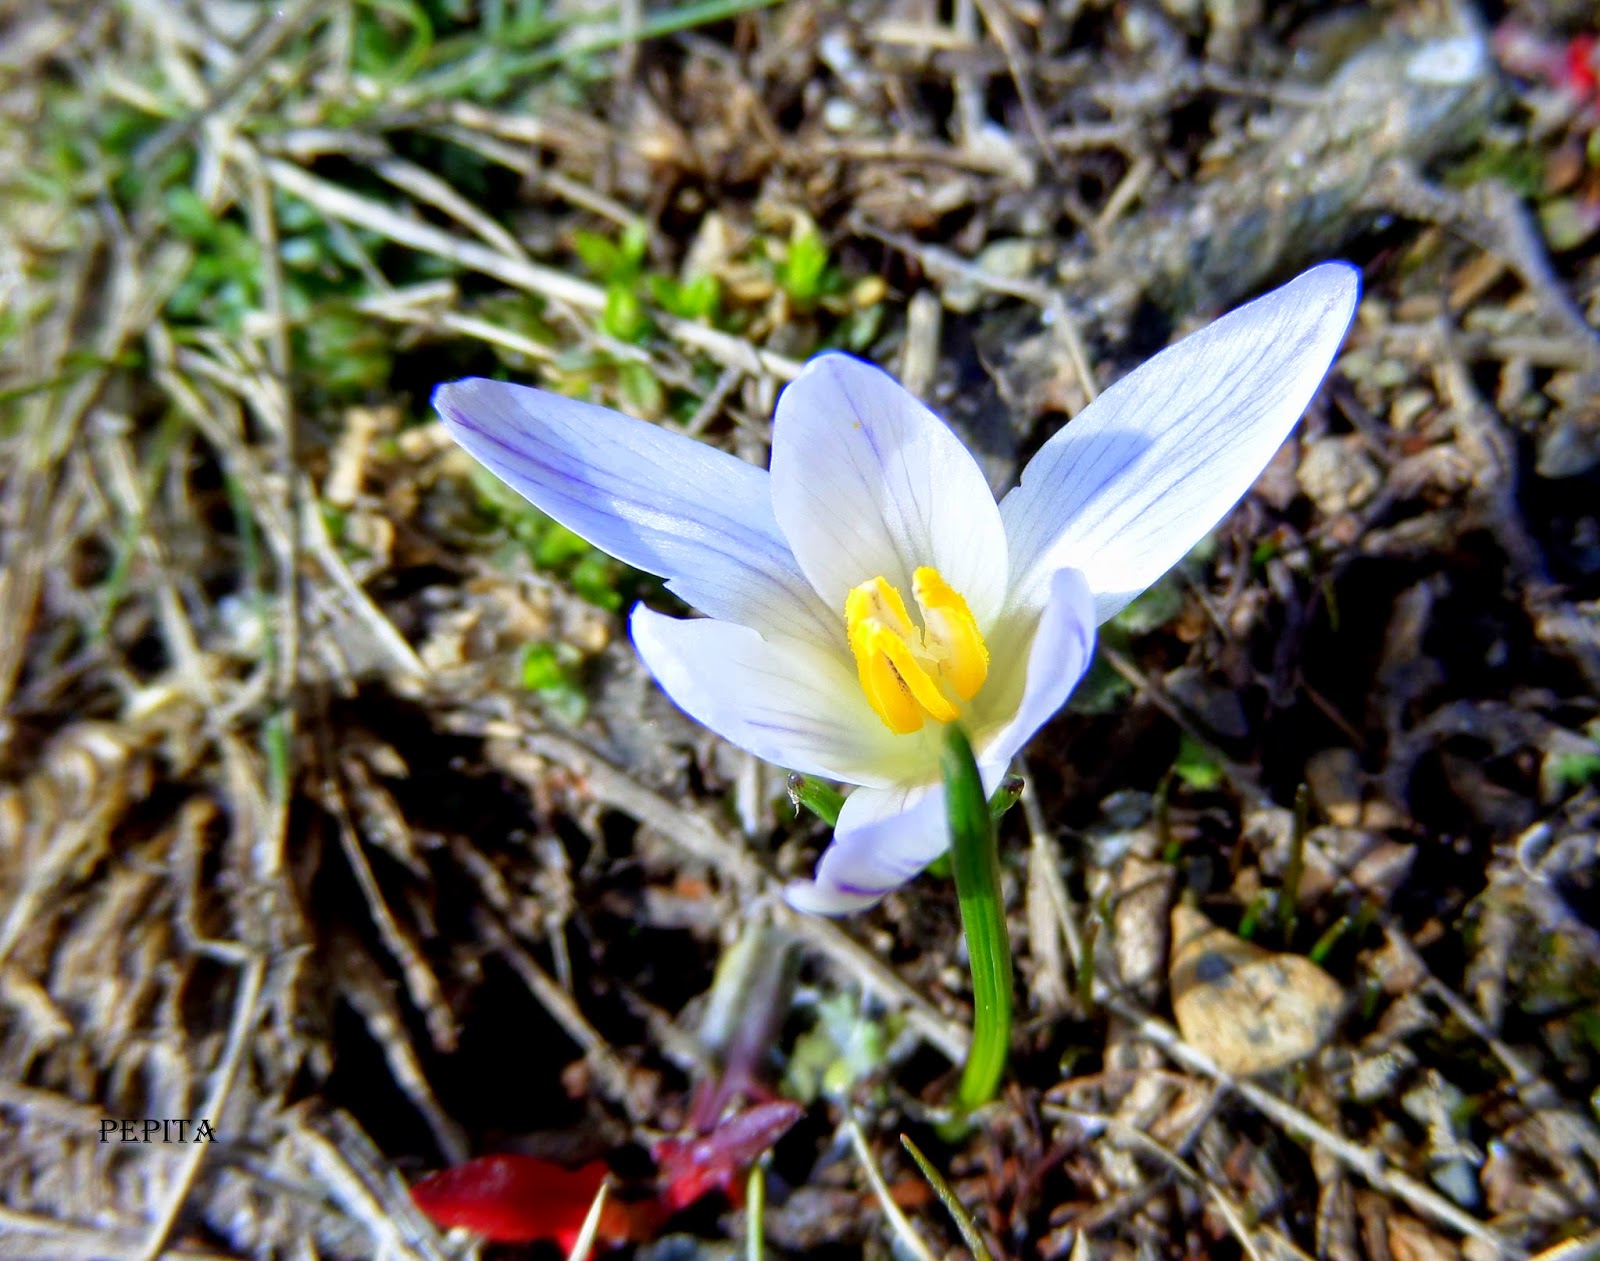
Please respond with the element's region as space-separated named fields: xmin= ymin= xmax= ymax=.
xmin=899 ymin=1134 xmax=994 ymax=1261
xmin=745 ymin=1161 xmax=765 ymax=1261
xmin=96 ymin=410 xmax=186 ymax=639
xmin=845 ymin=1116 xmax=937 ymax=1261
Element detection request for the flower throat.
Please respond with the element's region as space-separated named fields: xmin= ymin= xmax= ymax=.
xmin=844 ymin=567 xmax=990 ymax=734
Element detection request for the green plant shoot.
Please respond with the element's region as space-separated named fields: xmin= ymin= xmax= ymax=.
xmin=942 ymin=724 xmax=1012 ymax=1111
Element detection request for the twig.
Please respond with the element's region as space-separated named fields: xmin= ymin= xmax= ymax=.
xmin=1098 ymin=644 xmax=1263 ymax=802
xmin=1385 ymin=924 xmax=1600 ymax=1143
xmin=293 ymin=1118 xmax=450 ymax=1261
xmin=1531 ymin=1232 xmax=1600 ymax=1261
xmin=135 ymin=0 xmax=328 ymax=171
xmin=241 ymin=151 xmax=302 ymax=888
xmin=331 ymin=943 xmax=469 ymax=1163
xmin=133 ymin=952 xmax=265 ymax=1261
xmin=1024 ymin=752 xmax=1088 ymax=972
xmin=846 ymin=1115 xmax=939 ymax=1261
xmin=972 ymin=0 xmax=1061 ymax=176
xmin=565 ymin=1177 xmax=614 ymax=1261
xmin=370 ymin=153 xmax=531 ymax=261
xmin=1099 ymin=990 xmax=1519 ymax=1256
xmin=160 ymin=342 xmax=426 ymax=680
xmin=495 ymin=727 xmax=970 ymax=1064
xmin=0 ymin=1205 xmax=242 ymax=1261
xmin=853 ymin=221 xmax=1097 ymax=405
xmin=260 ymin=157 xmax=803 ymax=381
xmin=1044 ymin=1108 xmax=1285 ymax=1261
xmin=474 ymin=909 xmax=652 ymax=1121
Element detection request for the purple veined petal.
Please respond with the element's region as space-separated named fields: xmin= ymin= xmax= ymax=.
xmin=783 ymin=759 xmax=1010 ymax=917
xmin=630 ymin=606 xmax=924 ymax=788
xmin=975 ymin=568 xmax=1096 ymax=769
xmin=435 ymin=378 xmax=837 ymax=646
xmin=769 ymin=354 xmax=1010 ymax=628
xmin=1000 ymin=262 xmax=1361 ymax=624
xmin=783 ymin=781 xmax=946 ymax=915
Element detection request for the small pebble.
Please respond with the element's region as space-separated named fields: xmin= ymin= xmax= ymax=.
xmin=1168 ymin=905 xmax=1345 ymax=1075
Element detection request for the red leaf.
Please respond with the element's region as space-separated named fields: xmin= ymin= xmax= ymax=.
xmin=653 ymin=1100 xmax=804 ymax=1212
xmin=412 ymin=1154 xmax=618 ymax=1249
xmin=1566 ymin=33 xmax=1598 ymax=101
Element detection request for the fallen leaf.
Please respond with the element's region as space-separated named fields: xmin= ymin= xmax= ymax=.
xmin=411 ymin=1154 xmax=639 ymax=1249
xmin=654 ymin=1099 xmax=805 ymax=1211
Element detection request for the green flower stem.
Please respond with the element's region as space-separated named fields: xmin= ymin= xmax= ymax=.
xmin=941 ymin=725 xmax=1013 ymax=1111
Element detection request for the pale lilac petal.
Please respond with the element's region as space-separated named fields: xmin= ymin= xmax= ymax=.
xmin=783 ymin=782 xmax=946 ymax=915
xmin=770 ymin=354 xmax=1009 ymax=627
xmin=629 ymin=606 xmax=920 ymax=787
xmin=1001 ymin=262 xmax=1360 ymax=623
xmin=435 ymin=378 xmax=836 ymax=646
xmin=975 ymin=568 xmax=1096 ymax=768
xmin=783 ymin=759 xmax=1010 ymax=916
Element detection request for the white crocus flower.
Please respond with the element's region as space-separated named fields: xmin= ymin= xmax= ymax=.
xmin=435 ymin=262 xmax=1360 ymax=915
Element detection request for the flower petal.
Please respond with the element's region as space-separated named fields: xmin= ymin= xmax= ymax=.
xmin=783 ymin=758 xmax=1010 ymax=916
xmin=976 ymin=568 xmax=1096 ymax=768
xmin=770 ymin=354 xmax=1009 ymax=627
xmin=1001 ymin=262 xmax=1360 ymax=623
xmin=435 ymin=378 xmax=835 ymax=645
xmin=630 ymin=606 xmax=921 ymax=787
xmin=783 ymin=782 xmax=947 ymax=915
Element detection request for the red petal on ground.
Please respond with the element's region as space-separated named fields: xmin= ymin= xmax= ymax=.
xmin=411 ymin=1154 xmax=614 ymax=1246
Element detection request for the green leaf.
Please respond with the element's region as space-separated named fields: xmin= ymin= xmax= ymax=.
xmin=1173 ymin=733 xmax=1225 ymax=791
xmin=534 ymin=522 xmax=591 ymax=567
xmin=568 ymin=552 xmax=622 ymax=610
xmin=573 ymin=230 xmax=623 ymax=279
xmin=164 ymin=186 xmax=218 ymax=241
xmin=649 ymin=271 xmax=720 ymax=320
xmin=782 ymin=993 xmax=891 ymax=1103
xmin=680 ymin=271 xmax=720 ymax=320
xmin=787 ymin=773 xmax=844 ymax=827
xmin=1546 ymin=750 xmax=1600 ymax=795
xmin=1066 ymin=651 xmax=1132 ymax=715
xmin=519 ymin=642 xmax=568 ymax=690
xmin=619 ymin=219 xmax=649 ymax=269
xmin=601 ymin=282 xmax=649 ymax=342
xmin=779 ymin=228 xmax=830 ymax=304
xmin=837 ymin=301 xmax=884 ymax=352
xmin=988 ymin=774 xmax=1024 ymax=820
xmin=1111 ymin=577 xmax=1184 ymax=635
xmin=617 ymin=359 xmax=665 ymax=417
xmin=518 ymin=643 xmax=588 ymax=723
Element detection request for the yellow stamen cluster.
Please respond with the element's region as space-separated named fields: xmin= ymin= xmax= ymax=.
xmin=844 ymin=566 xmax=990 ymax=734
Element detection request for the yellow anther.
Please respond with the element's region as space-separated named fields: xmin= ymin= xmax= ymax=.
xmin=844 ymin=577 xmax=917 ymax=641
xmin=912 ymin=567 xmax=989 ymax=700
xmin=849 ymin=619 xmax=957 ymax=733
xmin=844 ymin=568 xmax=989 ymax=734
